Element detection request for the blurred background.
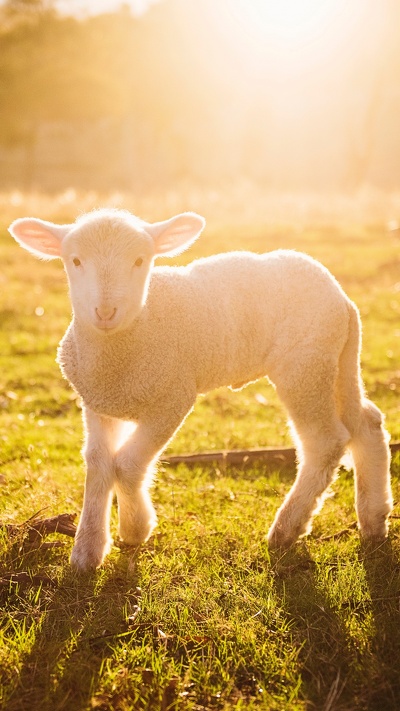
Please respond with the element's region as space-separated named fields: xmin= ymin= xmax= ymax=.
xmin=0 ymin=0 xmax=400 ymax=222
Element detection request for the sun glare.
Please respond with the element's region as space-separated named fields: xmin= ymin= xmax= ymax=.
xmin=222 ymin=0 xmax=362 ymax=55
xmin=228 ymin=0 xmax=339 ymax=38
xmin=245 ymin=0 xmax=336 ymax=38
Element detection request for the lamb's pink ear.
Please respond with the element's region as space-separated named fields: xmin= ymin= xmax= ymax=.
xmin=146 ymin=212 xmax=205 ymax=257
xmin=8 ymin=218 xmax=72 ymax=259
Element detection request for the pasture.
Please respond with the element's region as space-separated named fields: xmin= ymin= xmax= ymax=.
xmin=1 ymin=191 xmax=400 ymax=710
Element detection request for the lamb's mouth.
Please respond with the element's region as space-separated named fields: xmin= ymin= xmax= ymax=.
xmin=94 ymin=307 xmax=120 ymax=331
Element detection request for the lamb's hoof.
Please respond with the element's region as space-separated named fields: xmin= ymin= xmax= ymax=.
xmin=359 ymin=517 xmax=389 ymax=542
xmin=70 ymin=540 xmax=111 ymax=572
xmin=267 ymin=526 xmax=298 ymax=551
xmin=117 ymin=530 xmax=152 ymax=547
xmin=118 ymin=516 xmax=157 ymax=547
xmin=359 ymin=529 xmax=389 ymax=554
xmin=115 ymin=537 xmax=142 ymax=551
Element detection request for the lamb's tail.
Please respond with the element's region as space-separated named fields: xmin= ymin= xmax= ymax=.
xmin=336 ymin=300 xmax=392 ymax=539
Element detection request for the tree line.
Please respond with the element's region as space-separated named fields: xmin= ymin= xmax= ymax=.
xmin=1 ymin=0 xmax=400 ymax=191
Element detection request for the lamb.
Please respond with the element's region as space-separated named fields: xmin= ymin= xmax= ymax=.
xmin=9 ymin=208 xmax=393 ymax=571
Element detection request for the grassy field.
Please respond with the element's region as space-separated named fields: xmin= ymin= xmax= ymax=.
xmin=1 ymin=192 xmax=400 ymax=710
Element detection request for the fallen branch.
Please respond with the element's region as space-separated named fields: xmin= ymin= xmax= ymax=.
xmin=0 ymin=515 xmax=75 ymax=589
xmin=162 ymin=446 xmax=296 ymax=468
xmin=316 ymin=522 xmax=358 ymax=542
xmin=24 ymin=541 xmax=68 ymax=553
xmin=0 ymin=571 xmax=56 ymax=587
xmin=1 ymin=512 xmax=77 ymax=545
xmin=162 ymin=440 xmax=400 ymax=468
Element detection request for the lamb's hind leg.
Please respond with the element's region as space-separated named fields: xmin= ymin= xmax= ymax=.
xmin=268 ymin=363 xmax=350 ymax=549
xmin=349 ymin=399 xmax=392 ymax=541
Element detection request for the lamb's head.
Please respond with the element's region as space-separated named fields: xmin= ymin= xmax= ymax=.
xmin=9 ymin=208 xmax=205 ymax=333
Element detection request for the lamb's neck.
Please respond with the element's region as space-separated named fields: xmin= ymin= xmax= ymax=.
xmin=72 ymin=315 xmax=142 ymax=355
xmin=62 ymin=313 xmax=153 ymax=420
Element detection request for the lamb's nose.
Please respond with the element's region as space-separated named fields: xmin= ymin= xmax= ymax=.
xmin=95 ymin=306 xmax=117 ymax=321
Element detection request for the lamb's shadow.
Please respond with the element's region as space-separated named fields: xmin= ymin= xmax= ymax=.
xmin=360 ymin=538 xmax=400 ymax=710
xmin=271 ymin=545 xmax=357 ymax=710
xmin=271 ymin=536 xmax=400 ymax=711
xmin=5 ymin=551 xmax=141 ymax=711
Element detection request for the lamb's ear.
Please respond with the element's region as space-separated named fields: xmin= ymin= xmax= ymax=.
xmin=146 ymin=212 xmax=205 ymax=257
xmin=8 ymin=218 xmax=72 ymax=259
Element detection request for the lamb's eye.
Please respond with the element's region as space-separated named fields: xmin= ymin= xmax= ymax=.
xmin=72 ymin=257 xmax=81 ymax=267
xmin=134 ymin=257 xmax=143 ymax=267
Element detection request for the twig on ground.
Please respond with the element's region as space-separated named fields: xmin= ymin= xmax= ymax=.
xmin=24 ymin=541 xmax=68 ymax=552
xmin=162 ymin=440 xmax=400 ymax=468
xmin=162 ymin=446 xmax=296 ymax=468
xmin=1 ymin=512 xmax=77 ymax=545
xmin=0 ymin=513 xmax=76 ymax=589
xmin=316 ymin=522 xmax=358 ymax=542
xmin=0 ymin=571 xmax=56 ymax=587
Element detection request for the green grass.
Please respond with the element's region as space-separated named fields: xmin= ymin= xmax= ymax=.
xmin=1 ymin=204 xmax=400 ymax=710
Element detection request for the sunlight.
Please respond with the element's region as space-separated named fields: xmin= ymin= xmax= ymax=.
xmin=241 ymin=0 xmax=337 ymax=40
xmin=223 ymin=0 xmax=363 ymax=57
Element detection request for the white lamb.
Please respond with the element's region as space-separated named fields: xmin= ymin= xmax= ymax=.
xmin=9 ymin=209 xmax=393 ymax=571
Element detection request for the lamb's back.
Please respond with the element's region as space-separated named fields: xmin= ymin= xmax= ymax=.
xmin=151 ymin=249 xmax=350 ymax=393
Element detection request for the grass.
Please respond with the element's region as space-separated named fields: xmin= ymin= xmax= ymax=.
xmin=1 ymin=191 xmax=400 ymax=710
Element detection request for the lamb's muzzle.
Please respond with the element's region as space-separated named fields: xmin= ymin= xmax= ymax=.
xmin=95 ymin=306 xmax=118 ymax=329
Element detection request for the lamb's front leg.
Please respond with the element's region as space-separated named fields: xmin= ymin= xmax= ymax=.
xmin=114 ymin=402 xmax=194 ymax=546
xmin=70 ymin=408 xmax=124 ymax=571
